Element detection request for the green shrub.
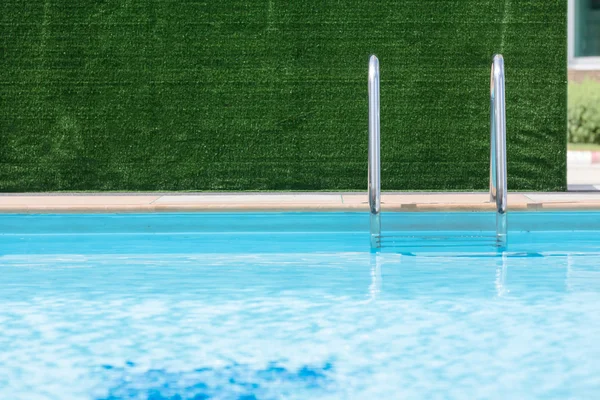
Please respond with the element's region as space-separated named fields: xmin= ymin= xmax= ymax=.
xmin=569 ymin=79 xmax=600 ymax=144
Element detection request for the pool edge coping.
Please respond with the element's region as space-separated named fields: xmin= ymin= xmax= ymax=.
xmin=0 ymin=192 xmax=600 ymax=213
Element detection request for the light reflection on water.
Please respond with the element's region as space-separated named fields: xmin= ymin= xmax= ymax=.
xmin=1 ymin=250 xmax=600 ymax=399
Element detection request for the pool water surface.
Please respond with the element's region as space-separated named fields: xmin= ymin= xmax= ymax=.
xmin=1 ymin=212 xmax=599 ymax=399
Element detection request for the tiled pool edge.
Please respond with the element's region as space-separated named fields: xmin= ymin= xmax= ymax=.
xmin=1 ymin=193 xmax=600 ymax=213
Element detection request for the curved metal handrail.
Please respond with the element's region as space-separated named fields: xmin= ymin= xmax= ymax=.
xmin=490 ymin=54 xmax=507 ymax=246
xmin=368 ymin=55 xmax=381 ymax=249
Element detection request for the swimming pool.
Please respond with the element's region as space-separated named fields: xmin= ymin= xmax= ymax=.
xmin=1 ymin=212 xmax=600 ymax=399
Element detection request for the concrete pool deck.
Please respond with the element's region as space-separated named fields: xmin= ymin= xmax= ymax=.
xmin=1 ymin=192 xmax=600 ymax=213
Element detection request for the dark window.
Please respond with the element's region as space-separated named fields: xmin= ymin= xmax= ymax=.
xmin=575 ymin=0 xmax=600 ymax=56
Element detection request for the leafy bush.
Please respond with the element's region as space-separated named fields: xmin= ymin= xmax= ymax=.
xmin=569 ymin=79 xmax=600 ymax=144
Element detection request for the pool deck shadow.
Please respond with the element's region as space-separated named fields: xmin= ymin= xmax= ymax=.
xmin=0 ymin=192 xmax=600 ymax=213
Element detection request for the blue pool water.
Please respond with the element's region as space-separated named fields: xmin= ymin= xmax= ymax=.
xmin=1 ymin=212 xmax=600 ymax=399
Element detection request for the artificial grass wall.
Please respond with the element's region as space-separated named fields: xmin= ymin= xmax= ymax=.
xmin=0 ymin=0 xmax=566 ymax=191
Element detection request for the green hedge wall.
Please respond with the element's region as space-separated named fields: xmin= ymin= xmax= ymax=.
xmin=0 ymin=0 xmax=566 ymax=191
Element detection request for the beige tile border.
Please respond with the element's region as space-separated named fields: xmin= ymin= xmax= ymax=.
xmin=0 ymin=193 xmax=598 ymax=213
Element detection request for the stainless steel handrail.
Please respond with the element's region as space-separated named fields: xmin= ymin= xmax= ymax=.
xmin=368 ymin=55 xmax=381 ymax=249
xmin=490 ymin=54 xmax=507 ymax=246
